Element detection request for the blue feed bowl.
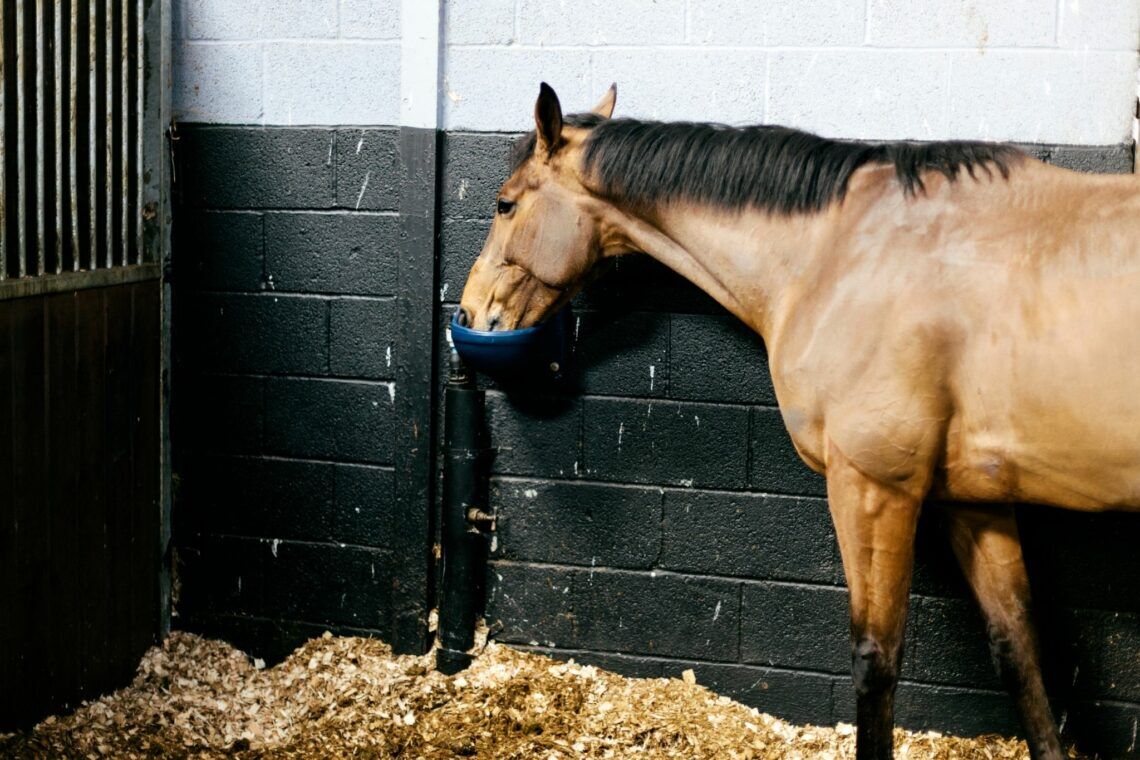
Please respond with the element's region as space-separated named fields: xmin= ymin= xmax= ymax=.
xmin=450 ymin=307 xmax=572 ymax=380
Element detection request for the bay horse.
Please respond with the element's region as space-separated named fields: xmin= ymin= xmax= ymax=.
xmin=456 ymin=83 xmax=1140 ymax=760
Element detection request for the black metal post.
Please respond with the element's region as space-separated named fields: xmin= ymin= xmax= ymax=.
xmin=436 ymin=351 xmax=492 ymax=674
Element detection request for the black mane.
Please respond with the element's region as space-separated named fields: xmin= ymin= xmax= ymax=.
xmin=512 ymin=113 xmax=1023 ymax=215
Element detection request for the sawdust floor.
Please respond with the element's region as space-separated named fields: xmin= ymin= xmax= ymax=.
xmin=1 ymin=631 xmax=1058 ymax=759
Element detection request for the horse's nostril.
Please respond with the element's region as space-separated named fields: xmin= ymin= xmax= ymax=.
xmin=455 ymin=308 xmax=470 ymax=327
xmin=487 ymin=315 xmax=501 ymax=331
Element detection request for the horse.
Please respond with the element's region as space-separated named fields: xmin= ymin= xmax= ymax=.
xmin=455 ymin=83 xmax=1140 ymax=760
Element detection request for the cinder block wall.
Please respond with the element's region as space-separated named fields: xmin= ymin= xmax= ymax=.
xmin=170 ymin=0 xmax=1140 ymax=754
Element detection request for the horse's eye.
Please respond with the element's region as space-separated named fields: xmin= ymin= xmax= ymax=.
xmin=497 ymin=199 xmax=516 ymax=216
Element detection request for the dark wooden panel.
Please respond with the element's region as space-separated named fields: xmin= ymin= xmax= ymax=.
xmin=73 ymin=287 xmax=111 ymax=699
xmin=46 ymin=293 xmax=81 ymax=710
xmin=0 ymin=278 xmax=161 ymax=730
xmin=7 ymin=298 xmax=52 ymax=725
xmin=0 ymin=299 xmax=16 ymax=708
xmin=128 ymin=282 xmax=161 ymax=658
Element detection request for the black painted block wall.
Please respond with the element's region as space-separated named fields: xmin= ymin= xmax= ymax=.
xmin=437 ymin=134 xmax=1140 ymax=757
xmin=171 ymin=123 xmax=1140 ymax=757
xmin=170 ymin=125 xmax=428 ymax=661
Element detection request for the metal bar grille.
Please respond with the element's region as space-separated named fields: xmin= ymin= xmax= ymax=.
xmin=1 ymin=0 xmax=148 ymax=280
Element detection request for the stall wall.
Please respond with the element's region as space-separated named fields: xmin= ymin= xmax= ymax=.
xmin=170 ymin=0 xmax=1140 ymax=754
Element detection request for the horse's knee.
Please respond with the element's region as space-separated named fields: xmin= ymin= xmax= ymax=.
xmin=852 ymin=637 xmax=900 ymax=697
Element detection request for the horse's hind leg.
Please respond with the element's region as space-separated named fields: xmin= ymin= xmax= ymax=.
xmin=944 ymin=504 xmax=1063 ymax=760
xmin=827 ymin=447 xmax=924 ymax=760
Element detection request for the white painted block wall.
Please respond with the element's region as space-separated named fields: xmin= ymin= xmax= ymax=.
xmin=174 ymin=0 xmax=1139 ymax=144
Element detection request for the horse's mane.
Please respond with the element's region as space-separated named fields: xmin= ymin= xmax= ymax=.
xmin=512 ymin=113 xmax=1024 ymax=215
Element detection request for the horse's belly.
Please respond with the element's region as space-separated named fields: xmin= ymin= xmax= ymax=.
xmin=942 ymin=289 xmax=1140 ymax=511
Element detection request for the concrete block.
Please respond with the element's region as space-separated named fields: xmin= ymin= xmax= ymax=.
xmin=445 ymin=0 xmax=515 ymax=44
xmin=340 ymin=0 xmax=401 ymax=39
xmin=689 ymin=0 xmax=864 ymax=46
xmin=177 ymin=126 xmax=336 ymax=209
xmin=263 ymin=377 xmax=395 ymax=463
xmin=174 ymin=210 xmax=264 ymax=292
xmin=178 ymin=293 xmax=329 ymax=375
xmin=741 ymin=581 xmax=850 ymax=673
xmin=866 ymin=0 xmax=1053 ymax=47
xmin=174 ymin=373 xmax=264 ymax=456
xmin=591 ymin=49 xmax=766 ymax=125
xmin=574 ymin=310 xmax=670 ymax=398
xmin=264 ymin=212 xmax=399 ymax=296
xmin=443 ymin=48 xmax=592 ymax=131
xmin=516 ymin=0 xmax=686 ymax=45
xmin=768 ymin=50 xmax=950 ymax=140
xmin=486 ymin=391 xmax=583 ymax=479
xmin=329 ymin=297 xmax=398 ymax=379
xmin=491 ymin=479 xmax=662 ymax=569
xmin=264 ymin=41 xmax=400 ymax=125
xmin=1058 ymin=0 xmax=1140 ymax=50
xmin=661 ymin=490 xmax=838 ymax=583
xmin=336 ymin=128 xmax=401 ymax=210
xmin=947 ymin=50 xmax=1137 ymax=144
xmin=670 ymin=314 xmax=775 ymax=405
xmin=678 ymin=661 xmax=838 ymax=727
xmin=441 ymin=132 xmax=516 ymax=219
xmin=574 ymin=570 xmax=740 ymax=661
xmin=173 ymin=42 xmax=264 ymax=124
xmin=485 ymin=562 xmax=578 ymax=647
xmin=583 ymin=398 xmax=750 ymax=489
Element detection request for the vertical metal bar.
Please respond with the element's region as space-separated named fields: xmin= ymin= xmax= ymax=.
xmin=16 ymin=0 xmax=27 ymax=277
xmin=134 ymin=0 xmax=142 ymax=263
xmin=0 ymin=0 xmax=7 ymax=280
xmin=34 ymin=0 xmax=46 ymax=276
xmin=69 ymin=0 xmax=79 ymax=270
xmin=104 ymin=0 xmax=112 ymax=268
xmin=120 ymin=0 xmax=128 ymax=266
xmin=88 ymin=0 xmax=97 ymax=269
xmin=54 ymin=0 xmax=64 ymax=273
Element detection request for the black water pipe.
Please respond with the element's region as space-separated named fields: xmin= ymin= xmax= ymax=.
xmin=436 ymin=351 xmax=493 ymax=675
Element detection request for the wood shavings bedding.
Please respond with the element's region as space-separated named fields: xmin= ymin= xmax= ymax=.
xmin=0 ymin=631 xmax=1054 ymax=758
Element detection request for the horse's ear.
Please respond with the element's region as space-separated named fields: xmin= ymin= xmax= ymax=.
xmin=591 ymin=83 xmax=617 ymax=119
xmin=534 ymin=82 xmax=563 ymax=158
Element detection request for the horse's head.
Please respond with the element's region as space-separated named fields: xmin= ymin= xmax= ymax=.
xmin=457 ymin=83 xmax=619 ymax=331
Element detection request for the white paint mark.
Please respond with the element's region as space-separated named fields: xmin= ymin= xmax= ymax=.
xmin=712 ymin=601 xmax=722 ymax=621
xmin=326 ymin=140 xmax=332 ymax=165
xmin=356 ymin=136 xmax=364 ymax=154
xmin=458 ymin=178 xmax=469 ymax=200
xmin=574 ymin=461 xmax=580 ymax=476
xmin=694 ymin=415 xmax=700 ymax=427
xmin=387 ymin=383 xmax=396 ymax=402
xmin=524 ymin=488 xmax=538 ymax=498
xmin=355 ymin=171 xmax=371 ymax=210
xmin=386 ymin=346 xmax=392 ymax=367
xmin=648 ymin=365 xmax=655 ymax=391
xmin=237 ymin=576 xmax=242 ymax=594
xmin=355 ymin=507 xmax=360 ymax=514
xmin=1130 ymin=717 xmax=1138 ymax=753
xmin=490 ymin=534 xmax=498 ymax=552
xmin=440 ymin=282 xmax=449 ymax=300
xmin=1059 ymin=710 xmax=1068 ymax=733
xmin=617 ymin=422 xmax=624 ymax=447
xmin=589 ymin=557 xmax=596 ymax=583
xmin=371 ymin=563 xmax=376 ymax=578
xmin=340 ymin=592 xmax=346 ymax=607
xmin=270 ymin=539 xmax=280 ymax=558
xmin=647 ymin=404 xmax=652 ymax=417
xmin=372 ymin=400 xmax=379 ymax=408
xmin=679 ymin=479 xmax=694 ymax=487
xmin=574 ymin=316 xmax=581 ymax=342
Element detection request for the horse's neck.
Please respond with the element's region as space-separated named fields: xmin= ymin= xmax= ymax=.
xmin=609 ymin=202 xmax=832 ymax=340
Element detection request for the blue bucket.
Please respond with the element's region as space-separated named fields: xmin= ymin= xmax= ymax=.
xmin=449 ymin=307 xmax=572 ymax=380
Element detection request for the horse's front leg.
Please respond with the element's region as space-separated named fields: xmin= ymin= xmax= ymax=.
xmin=827 ymin=445 xmax=924 ymax=760
xmin=944 ymin=505 xmax=1064 ymax=760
